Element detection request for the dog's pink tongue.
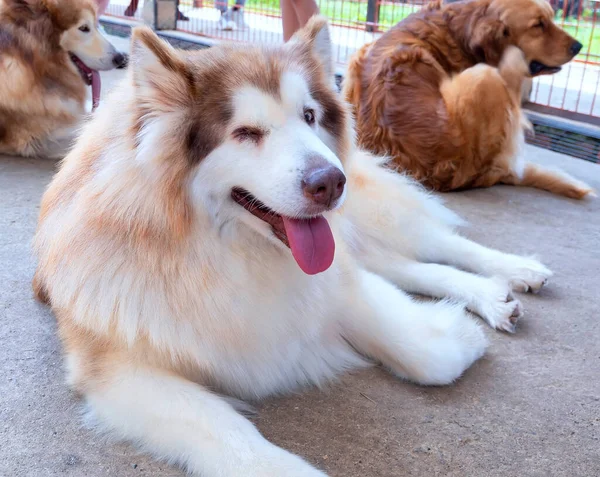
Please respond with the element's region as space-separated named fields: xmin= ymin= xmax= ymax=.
xmin=91 ymin=70 xmax=101 ymax=111
xmin=282 ymin=216 xmax=335 ymax=275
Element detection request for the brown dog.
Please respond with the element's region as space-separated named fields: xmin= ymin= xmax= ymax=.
xmin=343 ymin=0 xmax=594 ymax=199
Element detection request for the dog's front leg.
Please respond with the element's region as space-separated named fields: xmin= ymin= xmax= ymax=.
xmin=342 ymin=269 xmax=488 ymax=386
xmin=359 ymin=254 xmax=523 ymax=333
xmin=343 ymin=151 xmax=551 ymax=331
xmin=417 ymin=231 xmax=553 ymax=294
xmin=81 ymin=362 xmax=327 ymax=476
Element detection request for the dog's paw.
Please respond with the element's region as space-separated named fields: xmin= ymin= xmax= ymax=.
xmin=405 ymin=301 xmax=488 ymax=386
xmin=469 ymin=278 xmax=523 ymax=333
xmin=493 ymin=257 xmax=553 ymax=294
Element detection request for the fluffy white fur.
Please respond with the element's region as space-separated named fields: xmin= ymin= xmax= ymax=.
xmin=34 ymin=20 xmax=553 ymax=476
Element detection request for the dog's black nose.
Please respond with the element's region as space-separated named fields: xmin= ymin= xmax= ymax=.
xmin=570 ymin=41 xmax=583 ymax=56
xmin=113 ymin=52 xmax=129 ymax=69
xmin=302 ymin=165 xmax=346 ymax=207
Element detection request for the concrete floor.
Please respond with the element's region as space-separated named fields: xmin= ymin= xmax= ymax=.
xmin=1 ymin=36 xmax=600 ymax=477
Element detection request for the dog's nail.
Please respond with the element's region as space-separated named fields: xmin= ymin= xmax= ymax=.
xmin=531 ymin=279 xmax=547 ymax=294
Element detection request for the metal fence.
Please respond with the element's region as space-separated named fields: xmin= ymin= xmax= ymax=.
xmin=529 ymin=0 xmax=600 ymax=121
xmin=105 ymin=0 xmax=600 ymax=122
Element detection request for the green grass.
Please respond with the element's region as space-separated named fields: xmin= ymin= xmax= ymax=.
xmin=562 ymin=23 xmax=600 ymax=59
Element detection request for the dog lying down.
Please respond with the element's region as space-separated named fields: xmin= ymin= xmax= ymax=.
xmin=0 ymin=0 xmax=126 ymax=158
xmin=33 ymin=17 xmax=553 ymax=476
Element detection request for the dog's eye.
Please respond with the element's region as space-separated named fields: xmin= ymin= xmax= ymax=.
xmin=303 ymin=108 xmax=316 ymax=125
xmin=534 ymin=20 xmax=545 ymax=29
xmin=232 ymin=126 xmax=264 ymax=144
xmin=79 ymin=25 xmax=90 ymax=33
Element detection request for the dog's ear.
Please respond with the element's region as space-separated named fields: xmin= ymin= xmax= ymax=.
xmin=290 ymin=15 xmax=333 ymax=77
xmin=39 ymin=0 xmax=57 ymax=14
xmin=468 ymin=15 xmax=510 ymax=65
xmin=130 ymin=26 xmax=196 ymax=111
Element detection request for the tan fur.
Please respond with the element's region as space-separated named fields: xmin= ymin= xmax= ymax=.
xmin=0 ymin=0 xmax=119 ymax=157
xmin=343 ymin=0 xmax=594 ymax=199
xmin=32 ymin=19 xmax=556 ymax=475
xmin=33 ymin=19 xmax=352 ymax=395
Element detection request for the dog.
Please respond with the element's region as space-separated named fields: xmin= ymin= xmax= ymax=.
xmin=33 ymin=18 xmax=554 ymax=476
xmin=343 ymin=0 xmax=594 ymax=200
xmin=0 ymin=0 xmax=127 ymax=158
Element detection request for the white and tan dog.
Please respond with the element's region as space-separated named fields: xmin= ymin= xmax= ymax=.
xmin=0 ymin=0 xmax=126 ymax=158
xmin=33 ymin=18 xmax=552 ymax=476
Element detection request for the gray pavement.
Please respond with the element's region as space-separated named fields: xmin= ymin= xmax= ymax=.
xmin=1 ymin=35 xmax=600 ymax=477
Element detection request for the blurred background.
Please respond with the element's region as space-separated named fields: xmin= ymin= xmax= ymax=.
xmin=104 ymin=0 xmax=600 ymax=161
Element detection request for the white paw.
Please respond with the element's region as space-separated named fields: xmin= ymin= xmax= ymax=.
xmin=405 ymin=301 xmax=488 ymax=386
xmin=469 ymin=278 xmax=523 ymax=333
xmin=492 ymin=256 xmax=553 ymax=294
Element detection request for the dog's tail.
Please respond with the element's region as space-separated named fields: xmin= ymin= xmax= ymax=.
xmin=342 ymin=42 xmax=372 ymax=113
xmin=503 ymin=163 xmax=596 ymax=200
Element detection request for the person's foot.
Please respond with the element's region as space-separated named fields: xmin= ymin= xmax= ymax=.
xmin=231 ymin=7 xmax=248 ymax=30
xmin=218 ymin=14 xmax=231 ymax=30
xmin=177 ymin=9 xmax=189 ymax=21
xmin=219 ymin=9 xmax=235 ymax=30
xmin=219 ymin=7 xmax=248 ymax=30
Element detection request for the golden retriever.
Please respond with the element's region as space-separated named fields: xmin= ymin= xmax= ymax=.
xmin=343 ymin=0 xmax=595 ymax=199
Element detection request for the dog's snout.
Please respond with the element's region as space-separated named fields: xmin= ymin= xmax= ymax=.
xmin=302 ymin=165 xmax=346 ymax=207
xmin=113 ymin=52 xmax=129 ymax=69
xmin=570 ymin=41 xmax=583 ymax=56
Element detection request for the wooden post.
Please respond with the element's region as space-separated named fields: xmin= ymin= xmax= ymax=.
xmin=142 ymin=0 xmax=178 ymax=30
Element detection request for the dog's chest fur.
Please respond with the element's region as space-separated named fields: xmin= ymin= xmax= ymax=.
xmin=40 ymin=197 xmax=364 ymax=399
